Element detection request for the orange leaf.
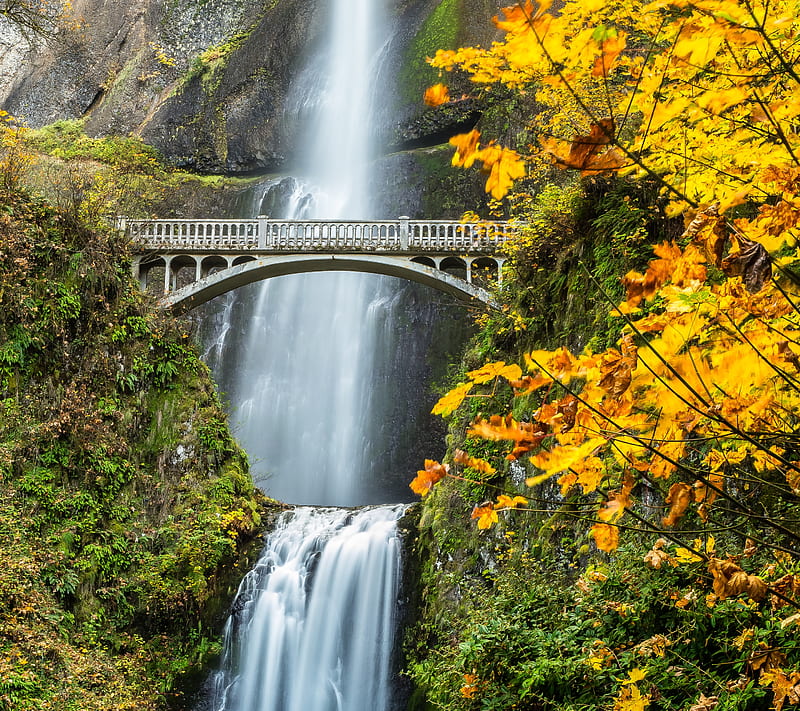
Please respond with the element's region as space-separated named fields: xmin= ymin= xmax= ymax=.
xmin=468 ymin=414 xmax=548 ymax=460
xmin=662 ymin=482 xmax=694 ymax=527
xmin=598 ymin=334 xmax=638 ymax=398
xmin=592 ymin=30 xmax=628 ymax=78
xmin=424 ymin=83 xmax=450 ymax=106
xmin=450 ymin=130 xmax=481 ymax=169
xmin=460 ymin=673 xmax=481 ymax=699
xmin=453 ymin=449 xmax=496 ymax=477
xmin=471 ymin=503 xmax=499 ymax=529
xmin=592 ymin=522 xmax=619 ymax=552
xmin=542 ymin=119 xmax=621 ymax=174
xmin=409 ymin=459 xmax=449 ymax=496
xmin=508 ymin=373 xmax=552 ymax=394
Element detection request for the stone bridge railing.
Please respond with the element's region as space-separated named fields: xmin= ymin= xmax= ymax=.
xmin=123 ymin=217 xmax=512 ymax=254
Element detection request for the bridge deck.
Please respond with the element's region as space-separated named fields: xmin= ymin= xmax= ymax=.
xmin=125 ymin=217 xmax=513 ymax=254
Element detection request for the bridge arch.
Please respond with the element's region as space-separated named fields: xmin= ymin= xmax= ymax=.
xmin=156 ymin=254 xmax=499 ymax=313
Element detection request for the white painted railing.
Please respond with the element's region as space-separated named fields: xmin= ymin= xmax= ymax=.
xmin=123 ymin=217 xmax=513 ymax=253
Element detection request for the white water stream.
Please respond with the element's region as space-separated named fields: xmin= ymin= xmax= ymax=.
xmin=208 ymin=506 xmax=405 ymax=711
xmin=200 ymin=2 xmax=423 ymax=709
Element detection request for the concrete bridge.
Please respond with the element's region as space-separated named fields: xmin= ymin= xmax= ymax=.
xmin=125 ymin=217 xmax=514 ymax=312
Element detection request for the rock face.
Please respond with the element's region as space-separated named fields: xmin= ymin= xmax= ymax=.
xmin=2 ymin=0 xmax=511 ymax=214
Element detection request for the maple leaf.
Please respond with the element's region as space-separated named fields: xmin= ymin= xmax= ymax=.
xmin=471 ymin=503 xmax=499 ymax=529
xmin=494 ymin=0 xmax=552 ymax=34
xmin=694 ymin=471 xmax=724 ymax=521
xmin=720 ymin=235 xmax=772 ymax=292
xmin=613 ymin=681 xmax=650 ymax=711
xmin=494 ymin=493 xmax=527 ymax=509
xmin=769 ymin=574 xmax=800 ymax=609
xmin=432 ymin=382 xmax=474 ymax=416
xmin=592 ymin=522 xmax=619 ymax=552
xmin=662 ymin=482 xmax=694 ymax=527
xmin=643 ymin=538 xmax=676 ymax=569
xmin=526 ymin=437 xmax=606 ymax=483
xmin=423 ymin=83 xmax=450 ymax=106
xmin=592 ymin=27 xmax=628 ymax=78
xmin=469 ymin=414 xmax=548 ymax=460
xmin=450 ymin=130 xmax=482 ymax=169
xmin=542 ymin=119 xmax=624 ymax=175
xmin=763 ymin=671 xmax=800 ymax=711
xmin=598 ymin=334 xmax=638 ymax=398
xmin=453 ymin=449 xmax=496 ymax=477
xmin=476 ymin=142 xmax=526 ymax=199
xmin=684 ymin=203 xmax=729 ymax=267
xmin=508 ymin=373 xmax=552 ymax=394
xmin=467 ymin=360 xmax=523 ymax=384
xmin=409 ymin=459 xmax=449 ymax=497
xmin=707 ymin=558 xmax=768 ymax=602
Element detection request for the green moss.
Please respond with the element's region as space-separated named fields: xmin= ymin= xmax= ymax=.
xmin=400 ymin=0 xmax=462 ymax=104
xmin=0 ymin=187 xmax=273 ymax=710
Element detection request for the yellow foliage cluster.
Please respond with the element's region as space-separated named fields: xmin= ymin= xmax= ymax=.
xmin=416 ymin=5 xmax=800 ymax=704
xmin=427 ymin=0 xmax=800 ymax=222
xmin=0 ymin=111 xmax=32 ymax=190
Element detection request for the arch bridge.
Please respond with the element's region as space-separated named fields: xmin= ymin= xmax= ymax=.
xmin=125 ymin=216 xmax=514 ymax=312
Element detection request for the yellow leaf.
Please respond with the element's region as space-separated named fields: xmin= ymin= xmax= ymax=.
xmin=432 ymin=382 xmax=474 ymax=416
xmin=495 ymin=494 xmax=528 ymax=510
xmin=471 ymin=504 xmax=499 ymax=529
xmin=622 ymin=668 xmax=647 ymax=685
xmin=476 ymin=143 xmax=526 ymax=199
xmin=527 ymin=437 xmax=606 ymax=480
xmin=467 ymin=360 xmax=523 ymax=384
xmin=613 ymin=683 xmax=651 ymax=711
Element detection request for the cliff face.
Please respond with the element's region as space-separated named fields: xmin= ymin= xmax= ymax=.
xmin=2 ymin=0 xmax=508 ymax=215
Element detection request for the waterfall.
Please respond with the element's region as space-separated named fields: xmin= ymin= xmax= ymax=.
xmin=201 ymin=0 xmax=397 ymax=507
xmin=208 ymin=506 xmax=405 ymax=711
xmin=197 ymin=1 xmax=443 ymax=709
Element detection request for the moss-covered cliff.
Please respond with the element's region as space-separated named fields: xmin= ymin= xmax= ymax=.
xmin=0 ymin=186 xmax=276 ymax=710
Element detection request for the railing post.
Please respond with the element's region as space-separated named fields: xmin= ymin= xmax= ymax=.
xmin=257 ymin=215 xmax=268 ymax=249
xmin=115 ymin=215 xmax=127 ymax=233
xmin=399 ymin=216 xmax=409 ymax=251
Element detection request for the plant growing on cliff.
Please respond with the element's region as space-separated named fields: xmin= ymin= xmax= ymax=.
xmin=0 ymin=186 xmax=267 ymax=710
xmin=0 ymin=0 xmax=76 ymax=37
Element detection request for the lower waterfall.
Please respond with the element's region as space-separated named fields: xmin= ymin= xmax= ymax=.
xmin=206 ymin=506 xmax=406 ymax=711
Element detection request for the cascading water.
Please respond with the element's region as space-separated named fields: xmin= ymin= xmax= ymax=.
xmin=197 ymin=1 xmax=457 ymax=709
xmin=207 ymin=506 xmax=405 ymax=711
xmin=201 ymin=0 xmax=397 ymax=507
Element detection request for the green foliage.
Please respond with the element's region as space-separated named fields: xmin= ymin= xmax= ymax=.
xmin=408 ymin=528 xmax=797 ymax=710
xmin=0 ymin=186 xmax=269 ymax=710
xmin=26 ymin=120 xmax=166 ymax=176
xmin=401 ymin=0 xmax=462 ymax=103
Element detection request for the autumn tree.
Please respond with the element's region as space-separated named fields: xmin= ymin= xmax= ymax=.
xmin=413 ymin=1 xmax=800 ymax=707
xmin=0 ymin=0 xmax=71 ymax=37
